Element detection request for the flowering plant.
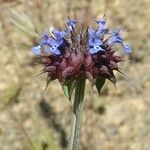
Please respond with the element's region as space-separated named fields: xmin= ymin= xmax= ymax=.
xmin=32 ymin=17 xmax=131 ymax=98
xmin=32 ymin=16 xmax=132 ymax=150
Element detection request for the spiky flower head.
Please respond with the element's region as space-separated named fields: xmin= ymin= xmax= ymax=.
xmin=32 ymin=17 xmax=132 ymax=99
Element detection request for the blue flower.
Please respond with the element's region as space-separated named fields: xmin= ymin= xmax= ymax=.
xmin=40 ymin=30 xmax=68 ymax=55
xmin=32 ymin=45 xmax=41 ymax=55
xmin=122 ymin=43 xmax=132 ymax=53
xmin=52 ymin=29 xmax=67 ymax=41
xmin=66 ymin=19 xmax=78 ymax=30
xmin=32 ymin=18 xmax=132 ymax=56
xmin=108 ymin=36 xmax=123 ymax=45
xmin=88 ymin=28 xmax=106 ymax=39
xmin=45 ymin=46 xmax=61 ymax=55
xmin=40 ymin=37 xmax=62 ymax=55
xmin=88 ymin=28 xmax=96 ymax=39
xmin=108 ymin=29 xmax=123 ymax=45
xmin=108 ymin=29 xmax=132 ymax=53
xmin=88 ymin=18 xmax=108 ymax=39
xmin=94 ymin=17 xmax=109 ymax=36
xmin=94 ymin=17 xmax=106 ymax=29
xmin=44 ymin=38 xmax=61 ymax=55
xmin=89 ymin=38 xmax=104 ymax=54
xmin=96 ymin=27 xmax=109 ymax=37
xmin=31 ymin=32 xmax=64 ymax=55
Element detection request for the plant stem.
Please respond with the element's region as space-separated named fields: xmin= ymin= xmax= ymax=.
xmin=68 ymin=79 xmax=86 ymax=150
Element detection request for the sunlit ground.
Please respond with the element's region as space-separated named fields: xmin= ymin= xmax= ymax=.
xmin=0 ymin=0 xmax=150 ymax=149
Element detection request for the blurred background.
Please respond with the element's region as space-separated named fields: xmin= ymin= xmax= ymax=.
xmin=0 ymin=0 xmax=150 ymax=150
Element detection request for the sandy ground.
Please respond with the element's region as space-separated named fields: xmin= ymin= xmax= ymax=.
xmin=0 ymin=0 xmax=150 ymax=150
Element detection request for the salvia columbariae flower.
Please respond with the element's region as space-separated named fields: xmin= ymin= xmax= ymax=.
xmin=32 ymin=17 xmax=132 ymax=99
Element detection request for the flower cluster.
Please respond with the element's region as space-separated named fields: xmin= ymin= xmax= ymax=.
xmin=32 ymin=17 xmax=132 ymax=96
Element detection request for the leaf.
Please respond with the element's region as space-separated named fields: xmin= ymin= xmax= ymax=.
xmin=62 ymin=79 xmax=77 ymax=101
xmin=95 ymin=77 xmax=106 ymax=95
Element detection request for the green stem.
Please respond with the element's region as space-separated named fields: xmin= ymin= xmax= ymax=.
xmin=68 ymin=79 xmax=86 ymax=150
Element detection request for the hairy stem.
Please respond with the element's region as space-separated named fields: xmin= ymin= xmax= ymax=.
xmin=68 ymin=79 xmax=85 ymax=150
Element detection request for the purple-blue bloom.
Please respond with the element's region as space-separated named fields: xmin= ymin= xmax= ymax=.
xmin=122 ymin=43 xmax=132 ymax=53
xmin=44 ymin=38 xmax=62 ymax=55
xmin=32 ymin=19 xmax=78 ymax=55
xmin=108 ymin=35 xmax=123 ymax=45
xmin=88 ymin=28 xmax=96 ymax=39
xmin=32 ymin=45 xmax=41 ymax=55
xmin=32 ymin=33 xmax=63 ymax=55
xmin=89 ymin=38 xmax=104 ymax=54
xmin=94 ymin=17 xmax=106 ymax=29
xmin=66 ymin=19 xmax=78 ymax=30
xmin=52 ymin=29 xmax=67 ymax=41
xmin=88 ymin=28 xmax=107 ymax=39
xmin=96 ymin=27 xmax=109 ymax=37
xmin=45 ymin=45 xmax=61 ymax=55
xmin=31 ymin=17 xmax=132 ymax=56
xmin=108 ymin=29 xmax=123 ymax=45
xmin=108 ymin=29 xmax=132 ymax=53
xmin=95 ymin=17 xmax=109 ymax=35
xmin=32 ymin=27 xmax=69 ymax=55
xmin=88 ymin=18 xmax=109 ymax=40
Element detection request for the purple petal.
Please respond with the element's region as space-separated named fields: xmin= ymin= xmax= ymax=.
xmin=89 ymin=45 xmax=104 ymax=54
xmin=31 ymin=45 xmax=41 ymax=55
xmin=66 ymin=19 xmax=78 ymax=30
xmin=89 ymin=47 xmax=99 ymax=54
xmin=94 ymin=17 xmax=106 ymax=28
xmin=112 ymin=28 xmax=122 ymax=36
xmin=89 ymin=46 xmax=104 ymax=54
xmin=40 ymin=40 xmax=51 ymax=47
xmin=43 ymin=33 xmax=49 ymax=40
xmin=49 ymin=46 xmax=61 ymax=55
xmin=96 ymin=28 xmax=109 ymax=37
xmin=123 ymin=43 xmax=132 ymax=53
xmin=52 ymin=29 xmax=67 ymax=40
xmin=88 ymin=28 xmax=96 ymax=38
xmin=94 ymin=17 xmax=109 ymax=37
xmin=45 ymin=46 xmax=61 ymax=55
xmin=58 ymin=31 xmax=67 ymax=38
xmin=53 ymin=49 xmax=61 ymax=55
xmin=93 ymin=38 xmax=103 ymax=45
xmin=89 ymin=38 xmax=103 ymax=46
xmin=48 ymin=38 xmax=60 ymax=46
xmin=52 ymin=29 xmax=59 ymax=35
xmin=108 ymin=36 xmax=123 ymax=45
xmin=40 ymin=37 xmax=62 ymax=48
xmin=89 ymin=39 xmax=95 ymax=46
xmin=96 ymin=28 xmax=103 ymax=36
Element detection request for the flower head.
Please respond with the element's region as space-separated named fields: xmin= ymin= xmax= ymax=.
xmin=108 ymin=29 xmax=132 ymax=53
xmin=94 ymin=17 xmax=106 ymax=28
xmin=32 ymin=45 xmax=41 ymax=55
xmin=52 ymin=29 xmax=67 ymax=41
xmin=31 ymin=17 xmax=132 ymax=97
xmin=89 ymin=38 xmax=104 ymax=54
xmin=66 ymin=19 xmax=78 ymax=30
